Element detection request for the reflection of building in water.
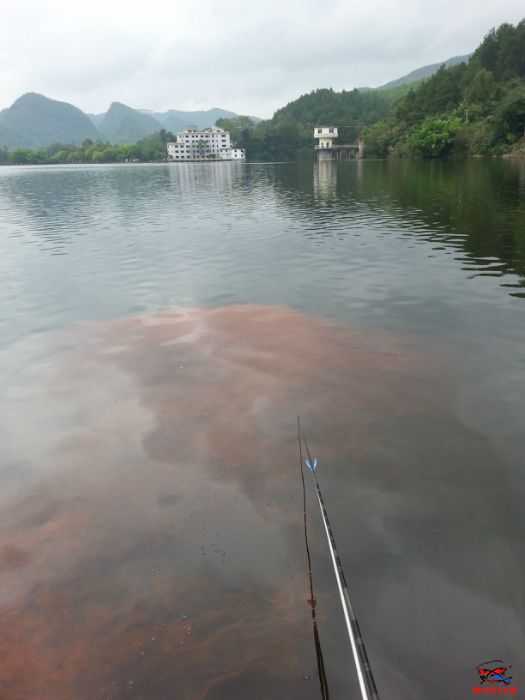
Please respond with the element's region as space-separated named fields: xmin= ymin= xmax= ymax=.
xmin=167 ymin=158 xmax=245 ymax=196
xmin=314 ymin=157 xmax=363 ymax=201
xmin=356 ymin=156 xmax=363 ymax=182
xmin=314 ymin=159 xmax=338 ymax=200
xmin=314 ymin=126 xmax=364 ymax=160
xmin=517 ymin=156 xmax=525 ymax=197
xmin=167 ymin=127 xmax=246 ymax=161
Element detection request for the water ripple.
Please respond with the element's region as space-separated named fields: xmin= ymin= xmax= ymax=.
xmin=0 ymin=160 xmax=524 ymax=346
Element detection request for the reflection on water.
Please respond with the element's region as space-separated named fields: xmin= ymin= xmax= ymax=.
xmin=0 ymin=160 xmax=525 ymax=699
xmin=1 ymin=159 xmax=524 ymax=353
xmin=287 ymin=159 xmax=525 ymax=295
xmin=314 ymin=160 xmax=338 ymax=201
xmin=0 ymin=305 xmax=428 ymax=699
xmin=0 ymin=304 xmax=523 ymax=699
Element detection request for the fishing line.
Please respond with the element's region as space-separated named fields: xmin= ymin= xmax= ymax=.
xmin=299 ymin=419 xmax=380 ymax=700
xmin=297 ymin=417 xmax=330 ymax=699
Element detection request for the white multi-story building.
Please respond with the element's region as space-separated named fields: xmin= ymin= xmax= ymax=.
xmin=167 ymin=127 xmax=246 ymax=161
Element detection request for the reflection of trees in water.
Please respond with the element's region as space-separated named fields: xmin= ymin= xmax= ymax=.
xmin=0 ymin=165 xmax=172 ymax=254
xmin=374 ymin=159 xmax=525 ymax=294
xmin=270 ymin=159 xmax=525 ymax=294
xmin=1 ymin=159 xmax=523 ymax=292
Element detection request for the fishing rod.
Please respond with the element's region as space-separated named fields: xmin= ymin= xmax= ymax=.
xmin=297 ymin=418 xmax=330 ymax=699
xmin=298 ymin=417 xmax=380 ymax=700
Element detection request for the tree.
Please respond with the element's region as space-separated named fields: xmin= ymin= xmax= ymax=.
xmin=10 ymin=148 xmax=33 ymax=164
xmin=136 ymin=132 xmax=166 ymax=161
xmin=410 ymin=117 xmax=462 ymax=157
xmin=492 ymin=87 xmax=525 ymax=142
xmin=195 ymin=139 xmax=209 ymax=158
xmin=363 ymin=120 xmax=396 ymax=158
xmin=33 ymin=147 xmax=48 ymax=164
xmin=464 ymin=68 xmax=498 ymax=105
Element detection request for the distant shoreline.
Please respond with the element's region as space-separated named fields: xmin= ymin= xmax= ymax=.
xmin=2 ymin=153 xmax=525 ymax=168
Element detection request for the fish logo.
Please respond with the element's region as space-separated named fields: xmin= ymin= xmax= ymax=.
xmin=473 ymin=660 xmax=517 ymax=695
xmin=477 ymin=660 xmax=512 ymax=686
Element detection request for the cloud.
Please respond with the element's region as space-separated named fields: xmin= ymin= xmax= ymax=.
xmin=0 ymin=0 xmax=523 ymax=118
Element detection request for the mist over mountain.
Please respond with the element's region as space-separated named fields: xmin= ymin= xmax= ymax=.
xmin=87 ymin=113 xmax=106 ymax=128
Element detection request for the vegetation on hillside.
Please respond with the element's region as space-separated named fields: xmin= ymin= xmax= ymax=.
xmin=366 ymin=54 xmax=470 ymax=91
xmin=364 ymin=20 xmax=525 ymax=158
xmin=0 ymin=131 xmax=174 ymax=165
xmin=97 ymin=102 xmax=163 ymax=144
xmin=0 ymin=92 xmax=98 ymax=149
xmin=217 ymin=88 xmax=393 ymax=160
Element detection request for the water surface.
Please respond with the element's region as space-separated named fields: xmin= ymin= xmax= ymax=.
xmin=0 ymin=159 xmax=524 ymax=699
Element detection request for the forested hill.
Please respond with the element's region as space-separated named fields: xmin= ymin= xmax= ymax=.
xmin=359 ymin=54 xmax=470 ymax=91
xmin=219 ymin=20 xmax=525 ymax=161
xmin=364 ymin=20 xmax=525 ymax=157
xmin=218 ymin=88 xmax=395 ymax=161
xmin=0 ymin=93 xmax=98 ymax=149
xmin=98 ymin=102 xmax=162 ymax=144
xmin=0 ymin=94 xmax=251 ymax=150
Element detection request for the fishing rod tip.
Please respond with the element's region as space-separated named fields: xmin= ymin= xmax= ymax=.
xmin=305 ymin=458 xmax=318 ymax=473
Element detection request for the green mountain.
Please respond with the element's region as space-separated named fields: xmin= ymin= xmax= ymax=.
xmin=0 ymin=92 xmax=98 ymax=149
xmin=360 ymin=54 xmax=471 ymax=92
xmin=151 ymin=108 xmax=238 ymax=132
xmin=0 ymin=92 xmax=262 ymax=149
xmin=92 ymin=106 xmax=255 ymax=136
xmin=364 ymin=20 xmax=525 ymax=158
xmin=219 ymin=88 xmax=393 ymax=161
xmin=97 ymin=102 xmax=163 ymax=144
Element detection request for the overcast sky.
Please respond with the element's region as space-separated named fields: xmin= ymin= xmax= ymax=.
xmin=1 ymin=0 xmax=523 ymax=118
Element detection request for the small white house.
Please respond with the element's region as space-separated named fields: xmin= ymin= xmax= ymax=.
xmin=314 ymin=126 xmax=338 ymax=150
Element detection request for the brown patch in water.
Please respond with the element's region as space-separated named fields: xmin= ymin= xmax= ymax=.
xmin=0 ymin=545 xmax=32 ymax=572
xmin=0 ymin=305 xmax=441 ymax=699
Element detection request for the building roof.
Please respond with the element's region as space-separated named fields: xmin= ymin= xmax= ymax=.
xmin=176 ymin=126 xmax=227 ymax=136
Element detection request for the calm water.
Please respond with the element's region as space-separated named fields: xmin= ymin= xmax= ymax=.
xmin=0 ymin=159 xmax=524 ymax=699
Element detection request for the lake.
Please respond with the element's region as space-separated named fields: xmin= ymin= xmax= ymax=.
xmin=0 ymin=159 xmax=524 ymax=699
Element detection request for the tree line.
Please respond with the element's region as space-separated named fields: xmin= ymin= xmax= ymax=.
xmin=0 ymin=130 xmax=176 ymax=165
